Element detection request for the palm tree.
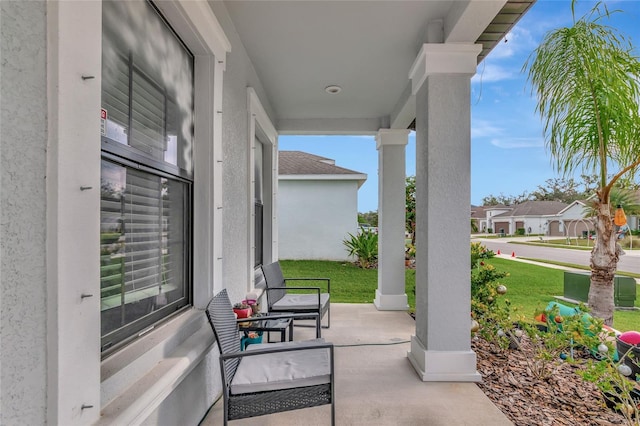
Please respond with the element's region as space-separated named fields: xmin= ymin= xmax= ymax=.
xmin=524 ymin=2 xmax=640 ymax=325
xmin=582 ymin=187 xmax=640 ymax=219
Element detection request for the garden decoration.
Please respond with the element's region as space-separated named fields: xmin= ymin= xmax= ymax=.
xmin=530 ymin=303 xmax=640 ymax=422
xmin=535 ymin=301 xmax=620 ymax=361
xmin=617 ymin=331 xmax=640 ymax=380
xmin=241 ymin=331 xmax=263 ymax=349
xmin=615 ymin=205 xmax=630 ymax=240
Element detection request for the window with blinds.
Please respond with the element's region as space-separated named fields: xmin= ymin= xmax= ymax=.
xmin=101 ymin=0 xmax=193 ymax=353
xmin=100 ymin=159 xmax=189 ymax=344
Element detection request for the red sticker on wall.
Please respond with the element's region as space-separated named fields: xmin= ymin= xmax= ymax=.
xmin=101 ymin=108 xmax=108 ymax=136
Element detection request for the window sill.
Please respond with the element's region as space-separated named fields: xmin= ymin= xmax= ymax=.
xmin=99 ymin=309 xmax=215 ymax=424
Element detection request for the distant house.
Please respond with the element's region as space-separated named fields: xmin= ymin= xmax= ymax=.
xmin=547 ymin=200 xmax=594 ymax=237
xmin=471 ymin=205 xmax=488 ymax=233
xmin=476 ymin=195 xmax=640 ymax=238
xmin=278 ymin=151 xmax=367 ymax=260
xmin=482 ymin=200 xmax=571 ymax=236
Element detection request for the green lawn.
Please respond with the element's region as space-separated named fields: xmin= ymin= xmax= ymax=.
xmin=279 ymin=258 xmax=638 ymax=332
xmin=279 ymin=260 xmax=377 ymax=303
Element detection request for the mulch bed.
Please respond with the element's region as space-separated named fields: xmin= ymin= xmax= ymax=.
xmin=472 ymin=336 xmax=627 ymax=425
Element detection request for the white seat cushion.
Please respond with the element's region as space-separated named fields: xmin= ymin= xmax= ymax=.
xmin=230 ymin=339 xmax=331 ymax=395
xmin=272 ymin=293 xmax=329 ymax=311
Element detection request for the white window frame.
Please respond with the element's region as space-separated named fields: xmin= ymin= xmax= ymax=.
xmin=46 ymin=1 xmax=230 ymax=423
xmin=247 ymin=88 xmax=278 ymax=281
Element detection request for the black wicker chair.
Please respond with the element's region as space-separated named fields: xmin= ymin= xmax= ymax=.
xmin=261 ymin=261 xmax=330 ymax=336
xmin=205 ymin=289 xmax=335 ymax=425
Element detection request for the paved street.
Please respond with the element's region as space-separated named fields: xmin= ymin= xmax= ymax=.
xmin=472 ymin=236 xmax=640 ymax=275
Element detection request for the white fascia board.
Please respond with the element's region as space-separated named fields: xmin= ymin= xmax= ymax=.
xmin=409 ymin=43 xmax=482 ymax=95
xmin=558 ymin=200 xmax=586 ymax=215
xmin=279 ymin=173 xmax=368 ymax=182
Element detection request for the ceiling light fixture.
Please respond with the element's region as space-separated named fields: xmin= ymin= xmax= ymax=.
xmin=325 ymin=85 xmax=342 ymax=94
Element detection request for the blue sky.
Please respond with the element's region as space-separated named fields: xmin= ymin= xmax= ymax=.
xmin=279 ymin=1 xmax=640 ymax=212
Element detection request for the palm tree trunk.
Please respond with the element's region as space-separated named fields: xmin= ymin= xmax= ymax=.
xmin=588 ymin=203 xmax=618 ymax=325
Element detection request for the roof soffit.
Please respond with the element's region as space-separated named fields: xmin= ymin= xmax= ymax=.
xmin=221 ymin=0 xmax=534 ymax=133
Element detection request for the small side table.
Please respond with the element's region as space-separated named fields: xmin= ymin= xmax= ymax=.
xmin=238 ymin=316 xmax=293 ymax=347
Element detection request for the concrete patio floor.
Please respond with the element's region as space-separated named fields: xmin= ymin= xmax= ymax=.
xmin=201 ymin=303 xmax=513 ymax=426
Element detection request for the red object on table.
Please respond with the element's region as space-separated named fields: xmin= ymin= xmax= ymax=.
xmin=233 ymin=307 xmax=252 ymax=319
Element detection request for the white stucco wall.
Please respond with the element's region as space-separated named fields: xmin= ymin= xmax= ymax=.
xmin=559 ymin=203 xmax=588 ymax=220
xmin=1 ymin=2 xmax=48 ymax=423
xmin=1 ymin=0 xmax=276 ymax=424
xmin=278 ymin=180 xmax=358 ymax=261
xmin=209 ymin=1 xmax=277 ymax=301
xmin=523 ymin=217 xmax=548 ymax=235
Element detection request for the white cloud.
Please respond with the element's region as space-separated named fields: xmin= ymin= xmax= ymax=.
xmin=472 ymin=63 xmax=515 ymax=84
xmin=489 ymin=137 xmax=544 ymax=149
xmin=488 ymin=27 xmax=536 ymax=60
xmin=472 ymin=119 xmax=503 ymax=139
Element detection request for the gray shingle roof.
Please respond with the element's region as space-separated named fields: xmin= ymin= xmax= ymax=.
xmin=493 ymin=200 xmax=569 ymax=218
xmin=279 ymin=151 xmax=365 ymax=176
xmin=471 ymin=205 xmax=487 ymax=219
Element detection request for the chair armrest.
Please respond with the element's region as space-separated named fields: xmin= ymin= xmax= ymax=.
xmin=236 ymin=312 xmax=319 ymax=324
xmin=284 ymin=277 xmax=330 ymax=293
xmin=220 ymin=341 xmax=334 ymax=361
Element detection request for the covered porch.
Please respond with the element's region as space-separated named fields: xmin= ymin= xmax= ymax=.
xmin=1 ymin=0 xmax=535 ymax=424
xmin=202 ymin=304 xmax=511 ymax=425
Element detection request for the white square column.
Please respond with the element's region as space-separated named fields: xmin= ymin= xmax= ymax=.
xmin=406 ymin=44 xmax=482 ymax=381
xmin=374 ymin=129 xmax=410 ymax=310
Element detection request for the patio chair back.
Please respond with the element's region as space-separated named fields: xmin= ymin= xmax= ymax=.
xmin=205 ymin=289 xmax=241 ymax=382
xmin=261 ymin=261 xmax=287 ymax=308
xmin=261 ymin=261 xmax=330 ymax=335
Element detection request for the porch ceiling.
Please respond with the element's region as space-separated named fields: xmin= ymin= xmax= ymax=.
xmin=220 ymin=0 xmax=534 ymax=134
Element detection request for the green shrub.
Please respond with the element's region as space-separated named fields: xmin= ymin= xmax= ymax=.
xmin=343 ymin=229 xmax=378 ymax=269
xmin=516 ymin=228 xmax=525 ymax=236
xmin=470 ymin=242 xmax=512 ymax=350
xmin=470 ymin=241 xmax=495 ymax=269
xmin=405 ymin=243 xmax=416 ymax=259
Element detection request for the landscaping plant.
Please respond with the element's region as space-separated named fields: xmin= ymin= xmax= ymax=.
xmin=470 ymin=241 xmax=495 ymax=269
xmin=514 ymin=304 xmax=600 ymax=380
xmin=470 ymin=243 xmax=513 ymax=351
xmin=578 ymin=342 xmax=640 ymax=425
xmin=342 ymin=229 xmax=378 ymax=269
